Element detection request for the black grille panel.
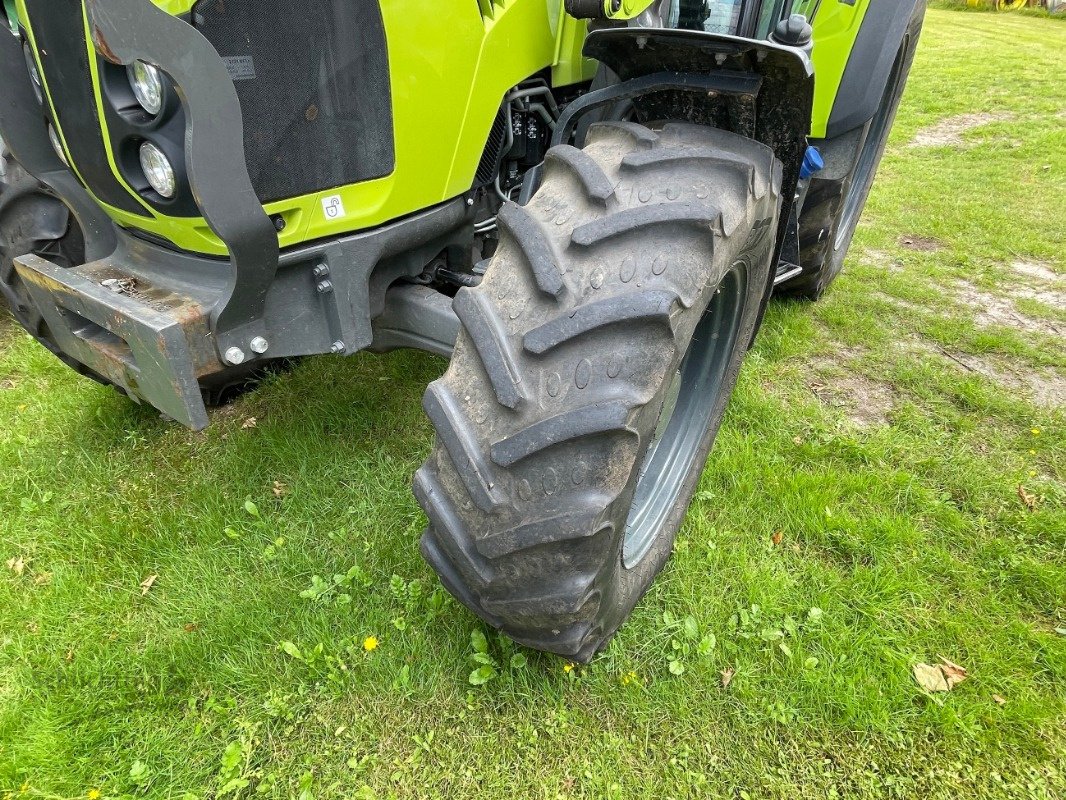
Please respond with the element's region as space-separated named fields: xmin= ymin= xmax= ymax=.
xmin=193 ymin=0 xmax=395 ymax=205
xmin=24 ymin=0 xmax=149 ymax=216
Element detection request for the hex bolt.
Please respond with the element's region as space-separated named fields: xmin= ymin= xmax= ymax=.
xmin=224 ymin=346 xmax=246 ymax=365
xmin=312 ymin=264 xmax=330 ymax=278
xmin=330 ymin=341 xmax=346 ymax=355
xmin=271 ymin=215 xmax=286 ymax=232
xmin=249 ymin=336 xmax=269 ymax=354
xmin=316 ymin=279 xmax=333 ymax=294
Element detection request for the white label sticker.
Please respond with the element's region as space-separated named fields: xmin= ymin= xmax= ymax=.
xmin=321 ymin=195 xmax=345 ymax=220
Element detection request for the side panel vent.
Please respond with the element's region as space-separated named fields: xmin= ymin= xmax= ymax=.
xmin=474 ymin=107 xmax=508 ymax=187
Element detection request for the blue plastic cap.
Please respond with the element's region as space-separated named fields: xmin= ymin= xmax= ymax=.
xmin=800 ymin=146 xmax=825 ymax=180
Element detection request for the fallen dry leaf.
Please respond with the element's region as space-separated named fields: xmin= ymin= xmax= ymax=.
xmin=721 ymin=667 xmax=735 ymax=689
xmin=1017 ymin=485 xmax=1037 ymax=511
xmin=938 ymin=656 xmax=968 ymax=689
xmin=241 ymin=416 xmax=258 ymax=429
xmin=914 ymin=662 xmax=949 ymax=693
xmin=65 ymin=647 xmax=74 ymax=662
xmin=183 ymin=623 xmax=199 ymax=633
xmin=6 ymin=556 xmax=26 ymax=576
xmin=993 ymin=694 xmax=1006 ymax=706
xmin=771 ymin=531 xmax=783 ymax=546
xmin=33 ymin=572 xmax=52 ymax=587
xmin=140 ymin=574 xmax=158 ymax=596
xmin=914 ymin=657 xmax=968 ymax=693
xmin=272 ymin=481 xmax=288 ymax=498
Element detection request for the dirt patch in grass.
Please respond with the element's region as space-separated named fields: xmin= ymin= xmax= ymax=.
xmin=1012 ymin=260 xmax=1060 ymax=283
xmin=804 ymin=348 xmax=898 ymax=428
xmin=1013 ymin=285 xmax=1066 ymax=311
xmin=874 ymin=292 xmax=928 ymax=315
xmin=899 ymin=235 xmax=945 ymax=252
xmin=900 ymin=337 xmax=1064 ymax=410
xmin=954 ymin=280 xmax=1061 ymax=337
xmin=859 ymin=248 xmax=904 ymax=274
xmin=909 ymin=112 xmax=1012 ymax=147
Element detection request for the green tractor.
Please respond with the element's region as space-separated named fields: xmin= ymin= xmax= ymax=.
xmin=0 ymin=0 xmax=923 ymax=661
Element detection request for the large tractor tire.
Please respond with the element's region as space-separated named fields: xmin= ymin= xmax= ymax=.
xmin=0 ymin=147 xmax=287 ymax=406
xmin=777 ymin=4 xmax=924 ymax=300
xmin=415 ymin=121 xmax=782 ymax=661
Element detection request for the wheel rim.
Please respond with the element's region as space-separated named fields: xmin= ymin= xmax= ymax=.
xmin=622 ymin=265 xmax=746 ymax=569
xmin=834 ymin=42 xmax=906 ymax=251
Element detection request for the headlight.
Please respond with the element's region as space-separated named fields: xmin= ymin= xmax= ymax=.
xmin=127 ymin=60 xmax=163 ymax=115
xmin=23 ymin=45 xmax=43 ymax=105
xmin=48 ymin=125 xmax=67 ymax=166
xmin=139 ymin=141 xmax=176 ymax=198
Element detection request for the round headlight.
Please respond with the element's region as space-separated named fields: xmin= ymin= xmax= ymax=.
xmin=139 ymin=141 xmax=176 ymax=198
xmin=24 ymin=45 xmax=43 ymax=105
xmin=48 ymin=125 xmax=68 ymax=166
xmin=127 ymin=60 xmax=163 ymax=115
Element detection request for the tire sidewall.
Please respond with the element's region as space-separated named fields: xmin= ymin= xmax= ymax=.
xmin=610 ymin=249 xmax=772 ymax=641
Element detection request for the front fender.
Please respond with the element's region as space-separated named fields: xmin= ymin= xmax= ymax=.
xmin=579 ymin=28 xmax=814 ymax=313
xmin=582 ymin=28 xmax=813 ymax=209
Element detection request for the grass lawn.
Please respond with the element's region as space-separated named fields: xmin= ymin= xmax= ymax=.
xmin=1 ymin=7 xmax=1064 ymax=799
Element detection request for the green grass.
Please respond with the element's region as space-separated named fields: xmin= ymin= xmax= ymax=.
xmin=1 ymin=8 xmax=1064 ymax=799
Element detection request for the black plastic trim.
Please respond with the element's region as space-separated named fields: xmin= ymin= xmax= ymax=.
xmin=826 ymin=0 xmax=922 ymax=138
xmin=23 ymin=0 xmax=150 ymax=216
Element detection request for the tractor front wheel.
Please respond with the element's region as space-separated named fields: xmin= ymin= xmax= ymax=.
xmin=415 ymin=121 xmax=782 ymax=661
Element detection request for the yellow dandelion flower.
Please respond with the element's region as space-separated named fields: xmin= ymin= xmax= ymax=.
xmin=18 ymin=782 xmax=29 ymax=795
xmin=88 ymin=790 xmax=103 ymax=800
xmin=362 ymin=636 xmax=379 ymax=652
xmin=1031 ymin=428 xmax=1041 ymax=436
xmin=563 ymin=662 xmax=574 ymax=673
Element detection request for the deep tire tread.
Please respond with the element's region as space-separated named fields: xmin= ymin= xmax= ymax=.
xmin=476 ymin=508 xmax=608 ymax=559
xmin=545 ymin=145 xmax=616 ymax=205
xmin=496 ymin=203 xmax=566 ymax=298
xmin=422 ymin=381 xmax=505 ymax=511
xmin=453 ymin=288 xmax=527 ymax=410
xmin=489 ymin=399 xmax=635 ymax=468
xmin=413 ymin=467 xmax=495 ymax=586
xmin=620 ymin=147 xmax=765 ymax=200
xmin=523 ymin=290 xmax=678 ymax=355
xmin=571 ymin=202 xmax=723 ymax=248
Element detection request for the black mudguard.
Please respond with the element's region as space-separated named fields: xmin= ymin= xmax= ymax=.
xmin=573 ymin=28 xmax=814 ymax=323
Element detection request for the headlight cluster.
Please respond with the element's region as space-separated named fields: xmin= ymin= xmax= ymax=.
xmin=138 ymin=141 xmax=176 ymax=199
xmin=127 ymin=60 xmax=164 ymax=116
xmin=47 ymin=125 xmax=67 ymax=167
xmin=25 ymin=28 xmax=186 ymax=210
xmin=126 ymin=60 xmax=177 ymax=198
xmin=23 ymin=44 xmax=43 ymax=104
xmin=24 ymin=44 xmax=66 ymax=167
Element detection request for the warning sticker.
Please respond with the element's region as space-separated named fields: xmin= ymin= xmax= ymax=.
xmin=321 ymin=195 xmax=345 ymax=220
xmin=222 ymin=55 xmax=256 ymax=81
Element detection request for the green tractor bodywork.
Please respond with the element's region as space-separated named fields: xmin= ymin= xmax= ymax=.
xmin=13 ymin=0 xmax=862 ymax=257
xmin=14 ymin=0 xmax=598 ymax=255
